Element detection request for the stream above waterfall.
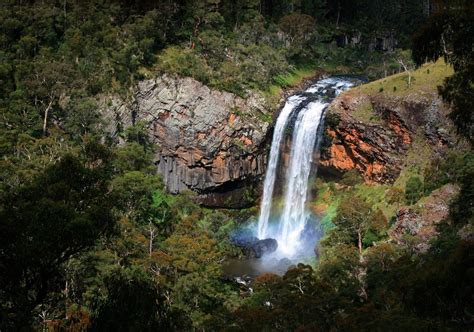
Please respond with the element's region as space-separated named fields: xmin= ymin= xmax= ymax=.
xmin=225 ymin=76 xmax=363 ymax=278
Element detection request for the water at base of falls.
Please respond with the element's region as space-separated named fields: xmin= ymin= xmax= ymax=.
xmin=256 ymin=76 xmax=359 ymax=260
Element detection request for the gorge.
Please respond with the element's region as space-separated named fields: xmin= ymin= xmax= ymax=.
xmin=1 ymin=1 xmax=472 ymax=330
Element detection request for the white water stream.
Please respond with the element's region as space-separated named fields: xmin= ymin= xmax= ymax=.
xmin=257 ymin=96 xmax=303 ymax=239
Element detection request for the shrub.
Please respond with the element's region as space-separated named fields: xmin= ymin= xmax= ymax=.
xmin=424 ymin=151 xmax=474 ymax=193
xmin=340 ymin=169 xmax=363 ymax=186
xmin=158 ymin=46 xmax=211 ymax=84
xmin=405 ymin=176 xmax=424 ymax=204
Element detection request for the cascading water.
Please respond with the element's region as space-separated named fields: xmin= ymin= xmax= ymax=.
xmin=257 ymin=96 xmax=304 ymax=239
xmin=277 ymin=100 xmax=326 ymax=255
xmin=257 ymin=76 xmax=358 ymax=258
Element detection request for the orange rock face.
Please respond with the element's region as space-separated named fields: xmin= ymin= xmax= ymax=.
xmin=321 ymin=118 xmax=404 ymax=183
xmin=320 ymin=92 xmax=454 ymax=184
xmin=325 ymin=144 xmax=355 ymax=170
xmin=387 ymin=113 xmax=412 ymax=145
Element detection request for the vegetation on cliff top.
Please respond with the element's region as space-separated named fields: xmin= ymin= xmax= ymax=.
xmin=353 ymin=59 xmax=453 ymax=97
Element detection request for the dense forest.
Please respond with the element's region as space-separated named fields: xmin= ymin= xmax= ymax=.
xmin=0 ymin=0 xmax=473 ymax=330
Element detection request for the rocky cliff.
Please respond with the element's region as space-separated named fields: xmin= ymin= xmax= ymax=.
xmin=101 ymin=75 xmax=273 ymax=207
xmin=320 ymin=62 xmax=456 ymax=184
xmin=390 ymin=183 xmax=460 ymax=253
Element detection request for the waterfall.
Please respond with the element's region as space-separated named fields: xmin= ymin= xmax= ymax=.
xmin=257 ymin=96 xmax=303 ymax=239
xmin=277 ymin=101 xmax=326 ymax=254
xmin=256 ymin=76 xmax=358 ymax=258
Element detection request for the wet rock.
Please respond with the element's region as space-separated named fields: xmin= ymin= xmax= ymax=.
xmin=252 ymin=239 xmax=278 ymax=258
xmin=252 ymin=238 xmax=278 ymax=258
xmin=230 ymin=233 xmax=278 ymax=258
xmin=230 ymin=229 xmax=259 ymax=248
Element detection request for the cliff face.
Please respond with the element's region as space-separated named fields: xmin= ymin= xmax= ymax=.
xmin=101 ymin=75 xmax=273 ymax=207
xmin=390 ymin=183 xmax=460 ymax=253
xmin=321 ymin=79 xmax=455 ymax=184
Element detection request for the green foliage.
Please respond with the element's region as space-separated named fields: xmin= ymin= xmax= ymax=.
xmin=63 ymin=96 xmax=102 ymax=139
xmin=0 ymin=145 xmax=116 ymax=328
xmin=424 ymin=151 xmax=474 ymax=194
xmin=160 ymin=217 xmax=240 ymax=328
xmin=158 ymin=46 xmax=212 ymax=84
xmin=90 ymin=266 xmax=176 ymax=331
xmin=340 ymin=169 xmax=363 ymax=186
xmin=331 ymin=196 xmax=371 ymax=250
xmin=1 ymin=1 xmax=470 ymax=330
xmin=405 ymin=176 xmax=424 ymax=204
xmin=323 ymin=195 xmax=389 ymax=254
xmin=111 ymin=171 xmax=162 ymax=222
xmin=114 ymin=142 xmax=156 ymax=174
xmin=412 ymin=0 xmax=474 ymax=144
xmin=159 ymin=40 xmax=290 ymax=97
xmin=278 ymin=13 xmax=316 ymax=42
xmin=220 ymin=210 xmax=473 ymax=331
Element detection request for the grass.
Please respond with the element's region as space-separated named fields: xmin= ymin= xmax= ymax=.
xmin=349 ymin=59 xmax=453 ymax=98
xmin=311 ymin=180 xmax=343 ymax=231
xmin=394 ymin=136 xmax=433 ymax=189
xmin=345 ymin=96 xmax=384 ymax=125
xmin=264 ymin=65 xmax=321 ymax=106
xmin=331 ymin=59 xmax=453 ymax=126
xmin=312 ymin=177 xmax=401 ymax=229
xmin=353 ymin=183 xmax=397 ymax=220
xmin=273 ymin=66 xmax=320 ymax=87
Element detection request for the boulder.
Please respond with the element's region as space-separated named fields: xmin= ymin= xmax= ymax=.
xmin=230 ymin=232 xmax=278 ymax=258
xmin=251 ymin=238 xmax=278 ymax=258
xmin=230 ymin=229 xmax=259 ymax=248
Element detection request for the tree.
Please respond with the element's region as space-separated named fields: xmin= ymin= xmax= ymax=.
xmin=161 ymin=219 xmax=236 ymax=329
xmin=278 ymin=13 xmax=316 ymax=43
xmin=90 ymin=267 xmax=177 ymax=331
xmin=405 ymin=176 xmax=424 ymax=204
xmin=0 ymin=143 xmax=115 ymax=329
xmin=20 ymin=58 xmax=75 ymax=136
xmin=412 ymin=0 xmax=474 ymax=144
xmin=332 ymin=196 xmax=373 ymax=256
xmin=110 ymin=171 xmax=163 ymax=222
xmin=63 ymin=96 xmax=102 ymax=139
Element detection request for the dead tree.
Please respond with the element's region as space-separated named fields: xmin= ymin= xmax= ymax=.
xmin=397 ymin=59 xmax=412 ymax=87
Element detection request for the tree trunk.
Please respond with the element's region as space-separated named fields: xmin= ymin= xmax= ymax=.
xmin=397 ymin=59 xmax=411 ymax=87
xmin=358 ymin=230 xmax=363 ymax=260
xmin=43 ymin=100 xmax=52 ymax=136
xmin=148 ymin=222 xmax=156 ymax=257
xmin=64 ymin=280 xmax=69 ymax=320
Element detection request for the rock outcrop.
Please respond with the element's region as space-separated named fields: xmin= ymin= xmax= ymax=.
xmin=230 ymin=229 xmax=278 ymax=258
xmin=390 ymin=183 xmax=460 ymax=252
xmin=321 ymin=92 xmax=455 ymax=183
xmin=101 ymin=75 xmax=273 ymax=207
